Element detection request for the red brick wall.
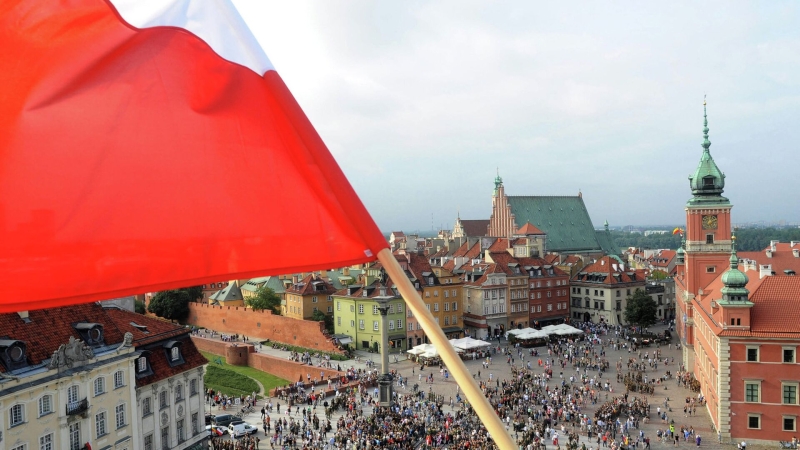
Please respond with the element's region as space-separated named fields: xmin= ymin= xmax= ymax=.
xmin=191 ymin=336 xmax=343 ymax=389
xmin=185 ymin=303 xmax=341 ymax=353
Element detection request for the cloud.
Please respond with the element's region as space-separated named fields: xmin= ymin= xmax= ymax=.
xmin=233 ymin=0 xmax=800 ymax=230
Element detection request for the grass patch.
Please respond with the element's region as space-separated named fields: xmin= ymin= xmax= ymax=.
xmin=259 ymin=342 xmax=349 ymax=361
xmin=201 ymin=351 xmax=289 ymax=396
xmin=204 ymin=365 xmax=259 ymax=399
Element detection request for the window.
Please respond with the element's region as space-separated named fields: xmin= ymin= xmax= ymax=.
xmin=159 ymin=390 xmax=168 ymax=409
xmin=177 ymin=418 xmax=185 ymax=443
xmin=784 ymin=348 xmax=796 ymax=363
xmin=372 ymin=305 xmax=378 ymax=314
xmin=67 ymin=385 xmax=79 ymax=404
xmin=358 ymin=304 xmax=364 ymax=314
xmin=783 ymin=383 xmax=798 ymax=405
xmin=142 ymin=397 xmax=152 ymax=416
xmin=40 ymin=433 xmax=54 ymax=450
xmin=444 ymin=290 xmax=449 ymax=298
xmin=444 ymin=317 xmax=450 ymax=325
xmin=191 ymin=412 xmax=199 ymax=436
xmin=114 ymin=370 xmax=124 ymax=389
xmin=337 ymin=317 xmax=341 ymax=326
xmin=115 ymin=404 xmax=126 ymax=429
xmin=327 ymin=306 xmax=332 ymax=313
xmin=170 ymin=346 xmax=181 ymax=361
xmin=747 ymin=414 xmax=760 ymax=429
xmin=39 ymin=395 xmax=53 ymax=416
xmin=434 ymin=303 xmax=439 ymax=312
xmin=433 ymin=290 xmax=439 ymax=297
xmin=190 ymin=378 xmax=198 ymax=396
xmin=11 ymin=444 xmax=25 ymax=450
xmin=144 ymin=434 xmax=154 ymax=450
xmin=397 ymin=304 xmax=403 ymax=313
xmin=69 ymin=422 xmax=81 ymax=450
xmin=10 ymin=404 xmax=24 ymax=427
xmin=96 ymin=411 xmax=108 ymax=438
xmin=373 ymin=321 xmax=379 ymax=331
xmin=746 ymin=347 xmax=759 ymax=362
xmin=161 ymin=426 xmax=169 ymax=450
xmin=350 ymin=305 xmax=354 ymax=312
xmin=350 ymin=320 xmax=355 ymax=327
xmin=453 ymin=302 xmax=458 ymax=311
xmin=784 ymin=416 xmax=797 ymax=432
xmin=94 ymin=377 xmax=105 ymax=396
xmin=312 ymin=296 xmax=318 ymax=303
xmin=389 ymin=304 xmax=395 ymax=314
xmin=397 ymin=319 xmax=402 ymax=329
xmin=425 ymin=291 xmax=430 ymax=298
xmin=706 ymin=234 xmax=714 ymax=244
xmin=175 ymin=384 xmax=183 ymax=401
xmin=388 ymin=321 xmax=394 ymax=330
xmin=337 ymin=302 xmax=340 ymax=311
xmin=547 ymin=304 xmax=553 ymax=311
xmin=444 ymin=302 xmax=450 ymax=311
xmin=327 ymin=296 xmax=333 ymax=302
xmin=137 ymin=357 xmax=148 ymax=373
xmin=359 ymin=319 xmax=364 ymax=329
xmin=745 ymin=382 xmax=760 ymax=403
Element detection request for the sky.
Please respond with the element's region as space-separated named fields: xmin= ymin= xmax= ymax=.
xmin=232 ymin=1 xmax=800 ymax=232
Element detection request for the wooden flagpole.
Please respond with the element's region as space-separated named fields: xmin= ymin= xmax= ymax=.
xmin=377 ymin=248 xmax=516 ymax=450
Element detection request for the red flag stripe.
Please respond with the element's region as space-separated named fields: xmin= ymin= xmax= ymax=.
xmin=0 ymin=0 xmax=387 ymax=311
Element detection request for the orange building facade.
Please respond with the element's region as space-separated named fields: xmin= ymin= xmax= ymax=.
xmin=675 ymin=103 xmax=800 ymax=443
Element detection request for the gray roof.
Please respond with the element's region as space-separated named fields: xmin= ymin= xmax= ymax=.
xmin=506 ymin=196 xmax=603 ymax=253
xmin=240 ymin=276 xmax=286 ymax=294
xmin=209 ymin=282 xmax=243 ymax=302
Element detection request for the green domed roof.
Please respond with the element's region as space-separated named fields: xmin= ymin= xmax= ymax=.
xmin=721 ymin=240 xmax=749 ymax=299
xmin=688 ymin=101 xmax=728 ymax=206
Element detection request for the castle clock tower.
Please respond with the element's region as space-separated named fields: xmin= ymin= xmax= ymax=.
xmin=677 ymin=100 xmax=733 ymax=369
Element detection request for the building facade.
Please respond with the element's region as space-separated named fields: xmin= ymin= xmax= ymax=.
xmin=675 ymin=103 xmax=800 ymax=443
xmin=283 ymin=275 xmax=336 ymax=320
xmin=570 ymin=256 xmax=649 ymax=326
xmin=333 ymin=284 xmax=407 ymax=353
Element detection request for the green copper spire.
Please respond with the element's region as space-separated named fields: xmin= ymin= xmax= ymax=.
xmin=493 ymin=169 xmax=503 ymax=195
xmin=721 ymin=233 xmax=750 ymax=302
xmin=687 ymin=98 xmax=728 ymax=205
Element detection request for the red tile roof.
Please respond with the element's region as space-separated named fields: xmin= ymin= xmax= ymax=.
xmin=573 ymin=256 xmax=640 ymax=285
xmin=488 ymin=238 xmax=509 ymax=252
xmin=459 ymin=220 xmax=489 ymax=237
xmin=0 ymin=303 xmax=126 ymax=372
xmin=739 ymin=242 xmax=800 ymax=276
xmin=517 ymin=222 xmax=546 ymax=235
xmin=285 ymin=274 xmax=337 ymax=296
xmin=748 ymin=276 xmax=800 ymax=334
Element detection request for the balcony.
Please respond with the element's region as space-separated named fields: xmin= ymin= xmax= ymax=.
xmin=66 ymin=398 xmax=88 ymax=416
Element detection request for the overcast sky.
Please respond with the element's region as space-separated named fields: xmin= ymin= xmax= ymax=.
xmin=232 ymin=1 xmax=800 ymax=232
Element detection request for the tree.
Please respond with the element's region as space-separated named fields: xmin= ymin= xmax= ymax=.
xmin=184 ymin=285 xmax=204 ymax=302
xmin=134 ymin=300 xmax=146 ymax=314
xmin=311 ymin=309 xmax=334 ymax=333
xmin=245 ymin=286 xmax=281 ymax=313
xmin=148 ymin=289 xmax=192 ymax=321
xmin=623 ymin=289 xmax=658 ymax=329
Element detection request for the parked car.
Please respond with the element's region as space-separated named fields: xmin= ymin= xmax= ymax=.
xmin=211 ymin=414 xmax=235 ymax=428
xmin=227 ymin=422 xmax=258 ymax=438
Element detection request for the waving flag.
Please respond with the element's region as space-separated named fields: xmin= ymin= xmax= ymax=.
xmin=0 ymin=0 xmax=388 ymax=311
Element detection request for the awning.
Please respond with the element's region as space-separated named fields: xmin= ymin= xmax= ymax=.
xmin=389 ymin=334 xmax=406 ymax=341
xmin=333 ymin=335 xmax=352 ymax=345
xmin=441 ymin=327 xmax=462 ymax=334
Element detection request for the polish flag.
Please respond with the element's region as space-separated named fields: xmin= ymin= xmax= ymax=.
xmin=0 ymin=0 xmax=388 ymax=311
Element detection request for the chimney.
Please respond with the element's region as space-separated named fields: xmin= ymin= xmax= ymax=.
xmin=17 ymin=311 xmax=30 ymax=322
xmin=794 ymin=249 xmax=799 ymax=258
xmin=292 ymin=275 xmax=299 ymax=284
xmin=770 ymin=240 xmax=779 ymax=252
xmin=766 ymin=250 xmax=773 ymax=258
xmin=791 ymin=241 xmax=800 ymax=248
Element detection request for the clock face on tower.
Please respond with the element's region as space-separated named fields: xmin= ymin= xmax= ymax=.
xmin=702 ymin=215 xmax=718 ymax=230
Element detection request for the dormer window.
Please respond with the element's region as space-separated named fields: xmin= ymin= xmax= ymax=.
xmin=130 ymin=322 xmax=149 ymax=333
xmin=73 ymin=323 xmax=105 ymax=347
xmin=163 ymin=341 xmax=185 ymax=367
xmin=0 ymin=339 xmax=28 ymax=371
xmin=135 ymin=351 xmax=154 ymax=378
xmin=703 ymin=176 xmax=715 ymax=187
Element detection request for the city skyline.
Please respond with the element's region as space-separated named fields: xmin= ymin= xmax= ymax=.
xmin=233 ymin=1 xmax=800 ymax=230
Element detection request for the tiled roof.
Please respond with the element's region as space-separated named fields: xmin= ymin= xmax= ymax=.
xmin=286 ymin=274 xmax=336 ymax=296
xmin=739 ymin=242 xmax=800 ymax=276
xmin=517 ymin=222 xmax=546 ymax=235
xmin=748 ymin=276 xmax=800 ymax=333
xmin=505 ymin=196 xmax=603 ymax=253
xmin=0 ymin=303 xmax=126 ymax=372
xmin=209 ymin=281 xmax=243 ymax=302
xmin=460 ymin=220 xmax=489 ymax=237
xmin=595 ymin=229 xmax=619 ymax=256
xmin=104 ymin=308 xmax=207 ymax=386
xmin=488 ymin=238 xmax=509 ymax=252
xmin=240 ymin=276 xmax=287 ymax=294
xmin=573 ymin=256 xmax=641 ymax=285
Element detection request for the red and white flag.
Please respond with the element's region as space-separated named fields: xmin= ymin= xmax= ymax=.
xmin=0 ymin=0 xmax=388 ymax=311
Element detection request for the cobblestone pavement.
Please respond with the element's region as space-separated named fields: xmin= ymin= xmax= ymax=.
xmin=204 ymin=324 xmax=774 ymax=449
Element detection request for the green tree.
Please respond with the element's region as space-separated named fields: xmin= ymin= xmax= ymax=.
xmin=134 ymin=300 xmax=146 ymax=314
xmin=184 ymin=285 xmax=204 ymax=302
xmin=148 ymin=289 xmax=192 ymax=321
xmin=623 ymin=289 xmax=658 ymax=329
xmin=311 ymin=309 xmax=334 ymax=333
xmin=245 ymin=286 xmax=281 ymax=313
xmin=649 ymin=270 xmax=668 ymax=281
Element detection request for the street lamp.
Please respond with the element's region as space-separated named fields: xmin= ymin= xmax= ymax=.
xmin=374 ymin=295 xmax=393 ymax=407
